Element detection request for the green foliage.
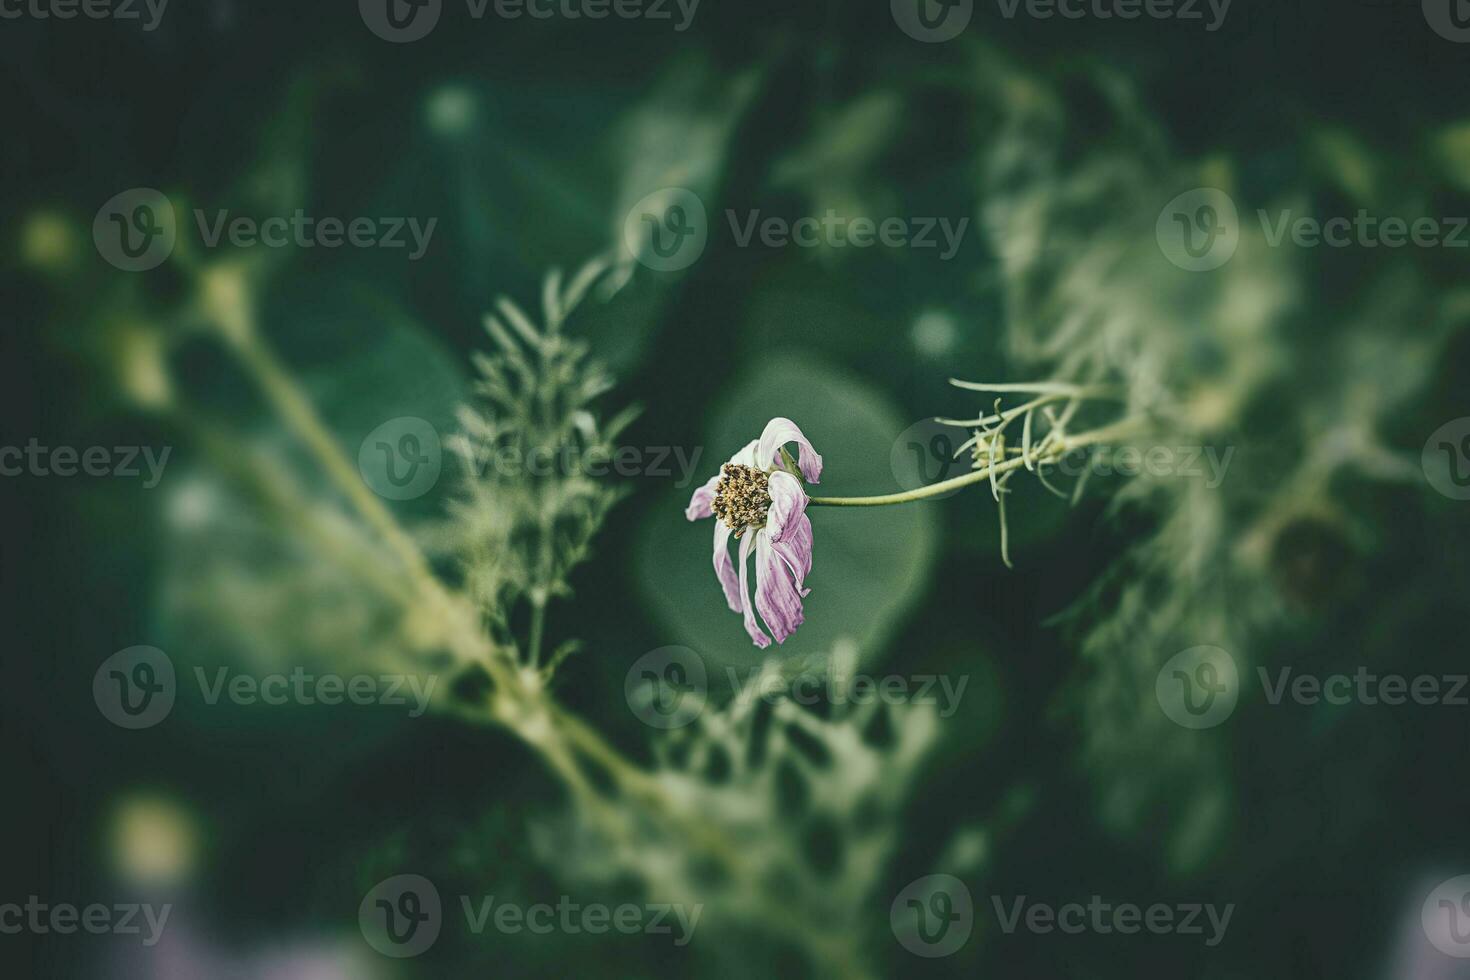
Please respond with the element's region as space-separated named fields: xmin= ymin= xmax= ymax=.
xmin=448 ymin=261 xmax=639 ymax=666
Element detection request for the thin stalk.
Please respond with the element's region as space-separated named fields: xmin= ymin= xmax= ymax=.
xmin=807 ymin=420 xmax=1145 ymax=507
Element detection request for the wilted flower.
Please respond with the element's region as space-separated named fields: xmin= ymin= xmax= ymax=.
xmin=685 ymin=419 xmax=821 ymax=647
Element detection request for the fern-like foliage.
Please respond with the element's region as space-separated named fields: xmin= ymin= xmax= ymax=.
xmin=448 ymin=260 xmax=640 ymax=670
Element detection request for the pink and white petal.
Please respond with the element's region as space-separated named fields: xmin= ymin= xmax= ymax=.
xmin=712 ymin=521 xmax=743 ymax=613
xmin=770 ymin=513 xmax=813 ymax=595
xmin=727 ymin=439 xmax=759 ymax=468
xmin=765 ymin=471 xmax=808 ymax=542
xmin=685 ymin=472 xmax=722 ymax=521
xmin=737 ymin=532 xmax=772 ymax=648
xmin=757 ymin=417 xmax=823 ymax=483
xmin=754 ymin=530 xmax=806 ymax=644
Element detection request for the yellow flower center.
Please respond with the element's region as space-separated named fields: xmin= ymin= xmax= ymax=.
xmin=712 ymin=463 xmax=771 ymax=535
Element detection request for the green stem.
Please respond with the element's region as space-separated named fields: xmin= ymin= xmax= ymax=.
xmin=806 ymin=420 xmax=1145 ymax=507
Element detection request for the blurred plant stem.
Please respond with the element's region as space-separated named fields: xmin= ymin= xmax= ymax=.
xmin=178 ymin=265 xmax=875 ymax=979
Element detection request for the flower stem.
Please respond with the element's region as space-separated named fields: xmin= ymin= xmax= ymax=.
xmin=805 ymin=420 xmax=1145 ymax=507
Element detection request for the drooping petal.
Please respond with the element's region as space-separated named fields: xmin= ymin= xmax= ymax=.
xmin=765 ymin=471 xmax=808 ymax=543
xmin=711 ymin=520 xmax=743 ymax=613
xmin=685 ymin=472 xmax=721 ymax=521
xmin=770 ymin=512 xmax=813 ymax=595
xmin=757 ymin=418 xmax=822 ymax=483
xmin=737 ymin=531 xmax=771 ymax=648
xmin=727 ymin=438 xmax=759 ymax=468
xmin=754 ymin=530 xmax=805 ymax=644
